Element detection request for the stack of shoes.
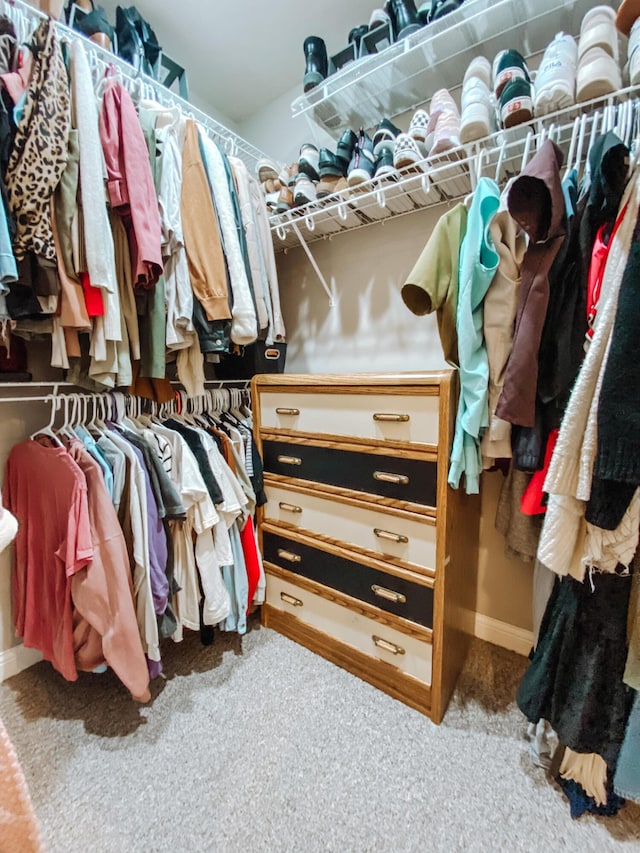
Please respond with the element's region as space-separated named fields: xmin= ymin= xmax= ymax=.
xmin=385 ymin=0 xmax=422 ymax=40
xmin=460 ymin=57 xmax=496 ymax=143
xmin=617 ymin=0 xmax=640 ymax=86
xmin=295 ymin=143 xmax=320 ymax=205
xmin=534 ymin=32 xmax=578 ymax=116
xmin=426 ymin=89 xmax=461 ymax=155
xmin=576 ymin=6 xmax=622 ymax=102
xmin=494 ymin=49 xmax=533 ymax=128
xmin=372 ymin=118 xmax=402 ymax=177
xmin=347 ymin=130 xmax=377 ymax=187
xmin=317 ymin=148 xmax=349 ymax=198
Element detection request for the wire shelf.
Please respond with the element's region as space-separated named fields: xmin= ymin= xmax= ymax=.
xmin=291 ymin=0 xmax=618 ymax=138
xmin=271 ymin=87 xmax=640 ymax=253
xmin=5 ymin=0 xmax=269 ymax=170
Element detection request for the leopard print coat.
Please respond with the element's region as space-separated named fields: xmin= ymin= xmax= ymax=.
xmin=5 ymin=18 xmax=70 ymax=263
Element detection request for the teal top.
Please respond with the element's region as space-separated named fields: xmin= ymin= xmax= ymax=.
xmin=449 ymin=177 xmax=500 ymax=494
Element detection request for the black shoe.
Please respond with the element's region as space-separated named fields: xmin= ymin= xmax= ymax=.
xmin=335 ymin=129 xmax=358 ymax=169
xmin=347 ymin=131 xmax=376 ymax=187
xmin=348 ymin=24 xmax=369 ymax=53
xmin=303 ymin=36 xmax=328 ymax=93
xmin=375 ymin=148 xmax=396 ymax=179
xmin=387 ymin=0 xmax=421 ymax=39
xmin=319 ymin=148 xmax=347 ymax=179
xmin=372 ymin=118 xmax=402 ymax=157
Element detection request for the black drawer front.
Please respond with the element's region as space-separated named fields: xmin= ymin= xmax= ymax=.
xmin=264 ymin=531 xmax=434 ymax=629
xmin=263 ymin=441 xmax=437 ymax=507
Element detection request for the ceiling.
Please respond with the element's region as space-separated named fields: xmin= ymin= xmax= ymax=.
xmin=98 ymin=0 xmax=378 ymax=123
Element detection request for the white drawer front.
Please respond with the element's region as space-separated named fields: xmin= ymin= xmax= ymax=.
xmin=263 ymin=485 xmax=437 ymax=574
xmin=259 ymin=391 xmax=439 ymax=447
xmin=267 ymin=573 xmax=432 ymax=686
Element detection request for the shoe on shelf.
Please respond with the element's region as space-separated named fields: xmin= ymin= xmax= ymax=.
xmin=257 ymin=159 xmax=280 ymax=183
xmin=348 ymin=24 xmax=369 ymax=54
xmin=275 ymin=186 xmax=294 ymax=214
xmin=372 ymin=118 xmax=402 ymax=156
xmin=294 ymin=173 xmax=318 ymax=206
xmin=424 ymin=89 xmax=459 ymax=150
xmin=578 ymin=5 xmax=619 ymax=63
xmin=369 ymin=8 xmax=393 ymax=31
xmin=299 ymin=143 xmax=320 ymax=180
xmin=628 ymin=18 xmax=640 ymax=86
xmin=386 ymin=0 xmax=422 ymax=40
xmin=500 ymin=76 xmax=534 ymax=129
xmin=279 ymin=163 xmax=299 ymax=187
xmin=317 ymin=175 xmax=349 ymax=198
xmin=464 ymin=55 xmax=492 ymax=90
xmin=460 ymin=75 xmax=495 ymax=143
xmin=336 ymin=128 xmax=359 ymax=170
xmin=576 ymin=45 xmax=622 ymax=102
xmin=263 ymin=178 xmax=283 ymax=194
xmin=430 ymin=108 xmax=461 ymax=155
xmin=417 ymin=2 xmax=431 ymax=25
xmin=303 ymin=36 xmax=329 ymax=93
xmin=319 ymin=148 xmax=347 ymax=178
xmin=408 ymin=108 xmax=430 ymax=143
xmin=493 ymin=49 xmax=530 ymax=99
xmin=429 ymin=0 xmax=465 ymax=23
xmin=534 ymin=32 xmax=577 ymax=116
xmin=374 ymin=147 xmax=397 ymax=178
xmin=347 ymin=131 xmax=376 ymax=186
xmin=617 ymin=0 xmax=640 ymax=35
xmin=393 ymin=132 xmax=424 ymax=168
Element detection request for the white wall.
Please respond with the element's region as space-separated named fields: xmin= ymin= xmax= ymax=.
xmin=273 ymin=201 xmax=534 ymax=635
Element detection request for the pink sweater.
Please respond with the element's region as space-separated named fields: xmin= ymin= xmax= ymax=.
xmin=99 ymin=77 xmax=163 ymax=293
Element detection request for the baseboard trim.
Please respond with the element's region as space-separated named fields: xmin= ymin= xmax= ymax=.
xmin=0 ymin=644 xmax=42 ymax=682
xmin=473 ymin=614 xmax=533 ymax=657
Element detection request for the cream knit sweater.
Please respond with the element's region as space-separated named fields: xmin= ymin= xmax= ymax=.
xmin=539 ymin=166 xmax=640 ymax=579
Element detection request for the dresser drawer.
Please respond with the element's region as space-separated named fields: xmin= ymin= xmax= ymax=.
xmin=259 ymin=391 xmax=440 ymax=448
xmin=263 ymin=530 xmax=434 ymax=629
xmin=266 ymin=572 xmax=432 ymax=686
xmin=263 ymin=483 xmax=437 ymax=576
xmin=263 ymin=440 xmax=437 ymax=508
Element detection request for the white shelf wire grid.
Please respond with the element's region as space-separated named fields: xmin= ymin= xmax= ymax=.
xmin=291 ymin=0 xmax=619 ymax=138
xmin=271 ymin=86 xmax=640 ymax=253
xmin=4 ymin=0 xmax=269 ymax=170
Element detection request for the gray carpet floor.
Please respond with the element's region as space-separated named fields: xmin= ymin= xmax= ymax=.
xmin=1 ymin=621 xmax=639 ymax=853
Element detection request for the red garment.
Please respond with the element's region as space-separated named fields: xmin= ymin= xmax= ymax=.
xmin=520 ymin=429 xmax=559 ymax=515
xmin=586 ymin=202 xmax=628 ymax=341
xmin=99 ymin=77 xmax=163 ymax=293
xmin=79 ymin=271 xmax=104 ymax=317
xmin=4 ymin=440 xmax=93 ymax=681
xmin=240 ymin=516 xmax=261 ymax=614
xmin=67 ymin=441 xmax=150 ymax=702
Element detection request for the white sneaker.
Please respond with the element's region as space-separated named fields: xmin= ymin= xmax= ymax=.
xmin=298 ymin=143 xmax=320 ymax=180
xmin=534 ymin=32 xmax=578 ymax=116
xmin=460 ymin=76 xmax=496 ymax=143
xmin=393 ymin=133 xmax=424 ymax=169
xmin=430 ymin=109 xmax=461 ymax=156
xmin=576 ymin=45 xmax=622 ymax=101
xmin=579 ymin=5 xmax=619 ymax=63
xmin=464 ymin=56 xmax=492 ymax=89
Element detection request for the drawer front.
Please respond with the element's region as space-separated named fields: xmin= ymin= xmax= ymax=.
xmin=263 ymin=530 xmax=434 ymax=629
xmin=259 ymin=391 xmax=440 ymax=447
xmin=263 ymin=440 xmax=437 ymax=508
xmin=266 ymin=572 xmax=432 ymax=686
xmin=263 ymin=484 xmax=437 ymax=575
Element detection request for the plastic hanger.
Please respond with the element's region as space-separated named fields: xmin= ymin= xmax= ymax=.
xmin=563 ymin=117 xmax=580 ymax=181
xmin=30 ymin=395 xmax=63 ymax=445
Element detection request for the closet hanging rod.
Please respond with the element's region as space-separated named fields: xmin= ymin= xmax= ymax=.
xmin=0 ymin=379 xmax=252 ymax=390
xmin=4 ymin=0 xmax=270 ymax=169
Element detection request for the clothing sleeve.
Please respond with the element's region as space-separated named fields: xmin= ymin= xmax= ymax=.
xmin=59 ymin=482 xmax=93 ymax=577
xmin=194 ymin=529 xmax=231 ymax=625
xmin=401 ymin=216 xmax=450 ymax=315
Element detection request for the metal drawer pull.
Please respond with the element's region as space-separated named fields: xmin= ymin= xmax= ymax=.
xmin=374 ymin=528 xmax=408 ymax=544
xmin=277 ymin=548 xmax=302 ymax=563
xmin=373 ymin=471 xmax=409 ymax=485
xmin=276 ymin=407 xmax=300 ymax=416
xmin=372 ymin=635 xmax=405 ymax=656
xmin=372 ymin=585 xmax=406 ymax=604
xmin=279 ymin=502 xmax=302 ymax=514
xmin=373 ymin=413 xmax=410 ymax=423
xmin=277 ymin=455 xmax=302 ymax=466
xmin=280 ymin=592 xmax=303 ymax=607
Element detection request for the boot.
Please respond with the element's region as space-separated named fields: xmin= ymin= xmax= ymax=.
xmin=303 ymin=36 xmax=328 ymax=93
xmin=387 ymin=0 xmax=422 ymax=39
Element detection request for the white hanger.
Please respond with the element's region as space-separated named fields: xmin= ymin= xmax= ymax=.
xmin=494 ymin=135 xmax=507 ymax=184
xmin=520 ymin=130 xmax=534 ymax=174
xmin=564 ymin=116 xmax=580 ymax=181
xmin=30 ymin=395 xmax=62 ymax=444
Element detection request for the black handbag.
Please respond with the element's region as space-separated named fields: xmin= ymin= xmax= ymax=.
xmin=115 ymin=6 xmax=161 ymax=77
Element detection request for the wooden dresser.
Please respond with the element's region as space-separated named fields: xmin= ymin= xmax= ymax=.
xmin=251 ymin=372 xmax=479 ymax=723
